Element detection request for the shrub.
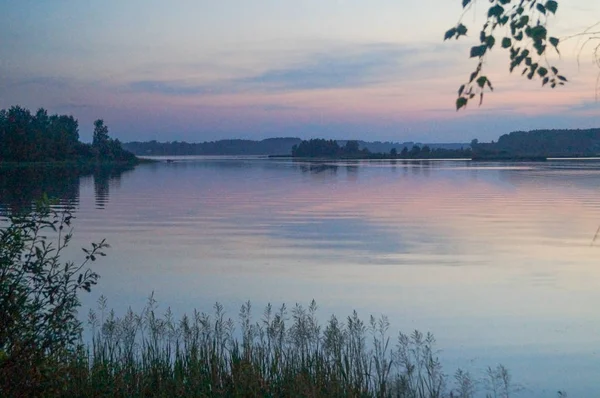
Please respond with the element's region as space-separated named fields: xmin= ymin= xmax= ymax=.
xmin=0 ymin=197 xmax=107 ymax=396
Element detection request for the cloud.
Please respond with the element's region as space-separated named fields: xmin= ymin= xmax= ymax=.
xmin=127 ymin=43 xmax=419 ymax=96
xmin=1 ymin=76 xmax=71 ymax=90
xmin=128 ymin=80 xmax=221 ymax=96
xmin=567 ymin=100 xmax=600 ymax=113
xmin=240 ymin=43 xmax=416 ymax=91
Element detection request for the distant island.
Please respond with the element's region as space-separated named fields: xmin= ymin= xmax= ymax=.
xmin=0 ymin=106 xmax=138 ymax=164
xmin=5 ymin=106 xmax=599 ymax=162
xmin=471 ymin=128 xmax=600 ymax=160
xmin=123 ymin=129 xmax=600 ymax=161
xmin=123 ymin=138 xmax=304 ymax=156
xmin=290 ymin=139 xmax=472 ymax=159
xmin=289 ymin=129 xmax=600 ymax=160
xmin=123 ymin=138 xmax=469 ymax=157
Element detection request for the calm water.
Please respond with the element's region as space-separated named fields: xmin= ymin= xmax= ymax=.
xmin=3 ymin=157 xmax=600 ymax=396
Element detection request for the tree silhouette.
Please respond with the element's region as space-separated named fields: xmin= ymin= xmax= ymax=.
xmin=343 ymin=140 xmax=361 ymax=155
xmin=93 ymin=119 xmax=109 ymax=150
xmin=0 ymin=106 xmax=136 ymax=163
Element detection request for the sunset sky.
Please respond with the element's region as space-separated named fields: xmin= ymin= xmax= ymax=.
xmin=1 ymin=0 xmax=600 ymax=143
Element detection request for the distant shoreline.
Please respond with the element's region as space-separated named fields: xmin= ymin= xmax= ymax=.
xmin=141 ymin=154 xmax=600 ymax=162
xmin=0 ymin=158 xmax=154 ymax=169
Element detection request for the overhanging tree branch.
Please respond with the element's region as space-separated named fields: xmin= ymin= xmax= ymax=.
xmin=447 ymin=0 xmax=566 ymax=110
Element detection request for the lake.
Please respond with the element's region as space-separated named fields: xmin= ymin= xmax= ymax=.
xmin=2 ymin=157 xmax=600 ymax=396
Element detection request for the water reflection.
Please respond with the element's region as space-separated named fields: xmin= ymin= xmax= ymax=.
xmin=299 ymin=163 xmax=339 ymax=174
xmin=2 ymin=157 xmax=600 ymax=396
xmin=0 ymin=163 xmax=135 ymax=215
xmin=93 ymin=165 xmax=133 ymax=209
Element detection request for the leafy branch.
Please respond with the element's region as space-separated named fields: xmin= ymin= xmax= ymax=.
xmin=446 ymin=0 xmax=566 ymax=110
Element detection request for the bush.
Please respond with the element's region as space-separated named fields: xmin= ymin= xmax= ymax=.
xmin=0 ymin=197 xmax=107 ymax=396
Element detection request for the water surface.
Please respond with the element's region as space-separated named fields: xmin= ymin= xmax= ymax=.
xmin=2 ymin=157 xmax=600 ymax=396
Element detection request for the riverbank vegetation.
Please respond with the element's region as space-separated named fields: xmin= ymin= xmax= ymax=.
xmin=0 ymin=106 xmax=137 ymax=164
xmin=123 ymin=138 xmax=469 ymax=157
xmin=291 ymin=139 xmax=472 ymax=159
xmin=124 ymin=130 xmax=600 ymax=161
xmin=124 ymin=137 xmax=303 ymax=156
xmin=0 ymin=202 xmax=570 ymax=397
xmin=471 ymin=129 xmax=600 ymax=159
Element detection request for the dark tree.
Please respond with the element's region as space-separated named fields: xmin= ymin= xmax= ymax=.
xmin=409 ymin=145 xmax=422 ymax=157
xmin=0 ymin=106 xmax=137 ymax=163
xmin=292 ymin=139 xmax=341 ymax=158
xmin=343 ymin=140 xmax=361 ymax=155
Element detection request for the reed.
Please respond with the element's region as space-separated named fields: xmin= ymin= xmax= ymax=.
xmin=49 ymin=295 xmax=527 ymax=398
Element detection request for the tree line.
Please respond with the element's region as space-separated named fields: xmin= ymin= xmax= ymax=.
xmin=291 ymin=139 xmax=472 ymax=159
xmin=471 ymin=128 xmax=600 ymax=158
xmin=0 ymin=106 xmax=136 ymax=163
xmin=123 ymin=138 xmax=303 ymax=156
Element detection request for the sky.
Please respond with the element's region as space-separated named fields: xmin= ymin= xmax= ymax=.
xmin=1 ymin=0 xmax=600 ymax=143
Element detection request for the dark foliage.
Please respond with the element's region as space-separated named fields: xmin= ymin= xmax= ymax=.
xmin=0 ymin=199 xmax=107 ymax=396
xmin=123 ymin=138 xmax=303 ymax=156
xmin=472 ymin=128 xmax=600 ymax=158
xmin=447 ymin=0 xmax=565 ymax=110
xmin=124 ymin=139 xmax=470 ymax=157
xmin=0 ymin=106 xmax=137 ymax=163
xmin=291 ymin=139 xmax=368 ymax=158
xmin=292 ymin=139 xmax=471 ymax=159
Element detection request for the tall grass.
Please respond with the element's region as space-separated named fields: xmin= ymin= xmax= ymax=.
xmin=52 ymin=295 xmax=530 ymax=398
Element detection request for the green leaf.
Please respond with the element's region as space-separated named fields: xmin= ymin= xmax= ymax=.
xmin=517 ymin=15 xmax=529 ymax=29
xmin=462 ymin=0 xmax=471 ymax=8
xmin=546 ymin=0 xmax=558 ymax=14
xmin=536 ymin=3 xmax=546 ymax=14
xmin=470 ymin=45 xmax=487 ymax=58
xmin=456 ymin=24 xmax=468 ymax=36
xmin=456 ymin=97 xmax=468 ymax=111
xmin=501 ymin=37 xmax=512 ymax=48
xmin=469 ymin=70 xmax=479 ymax=83
xmin=538 ymin=67 xmax=548 ymax=77
xmin=476 ymin=76 xmax=488 ymax=88
xmin=444 ymin=28 xmax=456 ymax=40
xmin=458 ymin=84 xmax=466 ymax=96
xmin=549 ymin=37 xmax=559 ymax=48
xmin=488 ymin=4 xmax=505 ymax=18
xmin=529 ymin=26 xmax=547 ymax=40
xmin=535 ymin=43 xmax=546 ymax=56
